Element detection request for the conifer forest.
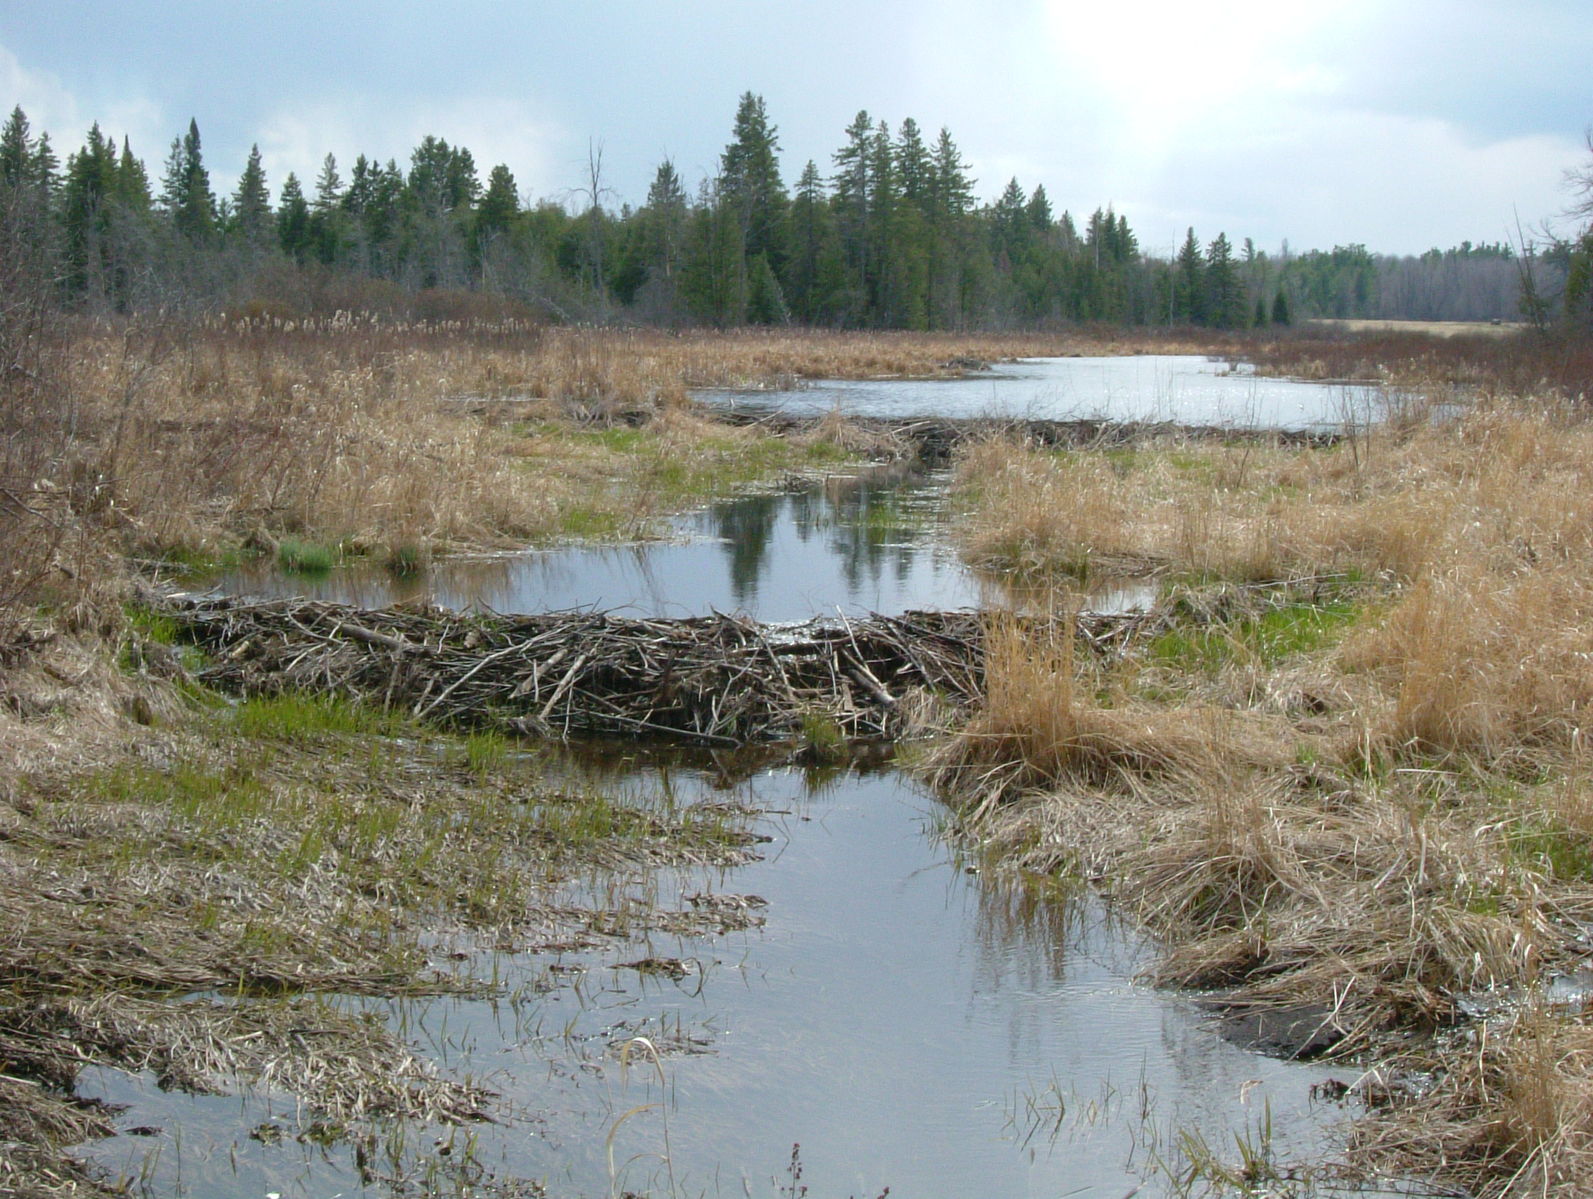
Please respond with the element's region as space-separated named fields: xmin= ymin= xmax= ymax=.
xmin=0 ymin=93 xmax=1546 ymax=329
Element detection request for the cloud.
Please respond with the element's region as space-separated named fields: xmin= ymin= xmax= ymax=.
xmin=1123 ymin=111 xmax=1585 ymax=255
xmin=0 ymin=40 xmax=165 ymax=158
xmin=256 ymin=95 xmax=565 ymax=201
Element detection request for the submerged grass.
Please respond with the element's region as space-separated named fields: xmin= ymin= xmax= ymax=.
xmin=0 ymin=664 xmax=760 ymax=1192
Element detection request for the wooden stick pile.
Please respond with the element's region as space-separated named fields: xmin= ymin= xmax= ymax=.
xmin=162 ymin=596 xmax=994 ymax=745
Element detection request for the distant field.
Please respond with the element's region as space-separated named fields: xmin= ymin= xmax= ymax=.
xmin=1308 ymin=316 xmax=1526 ymax=337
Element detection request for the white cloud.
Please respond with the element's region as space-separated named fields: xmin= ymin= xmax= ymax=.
xmin=0 ymin=41 xmax=166 ymax=160
xmin=0 ymin=42 xmax=82 ymax=134
xmin=1122 ymin=111 xmax=1586 ymax=255
xmin=257 ymin=94 xmax=564 ymax=200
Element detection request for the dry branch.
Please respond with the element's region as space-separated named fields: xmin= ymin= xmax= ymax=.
xmin=160 ymin=595 xmax=1009 ymax=745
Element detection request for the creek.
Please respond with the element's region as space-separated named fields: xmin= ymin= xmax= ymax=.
xmin=85 ymin=358 xmax=1374 ymax=1196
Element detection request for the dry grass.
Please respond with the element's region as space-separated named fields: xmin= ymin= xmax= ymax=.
xmin=0 ymin=656 xmax=762 ymax=1192
xmin=26 ymin=320 xmax=1170 ymax=582
xmin=940 ymin=352 xmax=1593 ymax=1193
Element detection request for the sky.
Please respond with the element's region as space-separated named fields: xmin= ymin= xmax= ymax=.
xmin=1 ymin=0 xmax=1589 ymax=257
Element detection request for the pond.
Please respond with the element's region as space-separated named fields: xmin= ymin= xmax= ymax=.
xmin=218 ymin=467 xmax=1013 ymax=620
xmin=95 ymin=358 xmax=1385 ymax=1196
xmin=705 ymin=354 xmax=1379 ymax=430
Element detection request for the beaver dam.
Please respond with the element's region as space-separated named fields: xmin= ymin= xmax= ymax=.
xmin=158 ymin=592 xmax=1186 ymax=747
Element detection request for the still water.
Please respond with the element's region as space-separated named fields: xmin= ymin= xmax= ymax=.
xmin=217 ymin=468 xmax=991 ymax=620
xmin=81 ymin=761 xmax=1345 ymax=1198
xmin=706 ymin=355 xmax=1378 ymax=430
xmin=86 ymin=360 xmax=1375 ymax=1195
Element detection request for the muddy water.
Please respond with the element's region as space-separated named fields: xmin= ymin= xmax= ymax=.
xmin=706 ymin=354 xmax=1380 ymax=430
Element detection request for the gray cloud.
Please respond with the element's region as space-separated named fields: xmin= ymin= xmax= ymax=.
xmin=2 ymin=0 xmax=1587 ymax=254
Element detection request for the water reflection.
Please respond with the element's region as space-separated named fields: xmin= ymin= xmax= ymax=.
xmin=216 ymin=467 xmax=984 ymax=621
xmin=79 ymin=759 xmax=1344 ymax=1199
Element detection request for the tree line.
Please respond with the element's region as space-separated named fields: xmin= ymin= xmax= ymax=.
xmin=0 ymin=95 xmax=1554 ymax=328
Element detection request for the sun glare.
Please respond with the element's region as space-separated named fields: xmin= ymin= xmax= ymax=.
xmin=1044 ymin=0 xmax=1340 ymax=139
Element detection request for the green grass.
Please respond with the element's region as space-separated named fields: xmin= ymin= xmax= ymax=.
xmin=383 ymin=542 xmax=428 ymax=576
xmin=277 ymin=538 xmax=338 ymax=574
xmin=798 ymin=709 xmax=847 ymax=763
xmin=1148 ymin=598 xmax=1363 ymax=676
xmin=1507 ymin=821 xmax=1593 ymax=882
xmin=124 ymin=604 xmax=181 ymax=645
xmin=231 ymin=692 xmax=411 ymax=740
xmin=525 ymin=422 xmax=869 ymax=544
xmin=461 ymin=730 xmax=511 ymax=776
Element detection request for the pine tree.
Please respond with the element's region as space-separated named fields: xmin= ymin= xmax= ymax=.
xmin=926 ymin=128 xmax=974 ymax=327
xmin=310 ymin=152 xmax=349 ymax=264
xmin=719 ymin=92 xmax=788 ymax=277
xmin=629 ymin=159 xmax=689 ymax=317
xmin=116 ymin=137 xmax=151 ymax=211
xmin=62 ymin=124 xmax=122 ymax=298
xmin=0 ymin=105 xmax=32 ymax=188
xmin=1174 ymin=227 xmax=1205 ymax=324
xmin=1204 ymin=232 xmax=1247 ymax=329
xmin=161 ymin=118 xmax=215 ymax=240
xmin=476 ymin=164 xmax=519 ymax=238
xmin=831 ymin=110 xmax=874 ymax=309
xmin=681 ymin=178 xmax=747 ymax=326
xmin=32 ymin=133 xmax=57 ymax=200
xmin=1270 ymin=289 xmax=1291 ymax=326
xmin=866 ymin=119 xmax=906 ymax=324
xmin=276 ymin=171 xmax=310 ymax=261
xmin=232 ymin=144 xmax=272 ymax=247
xmin=895 ymin=118 xmax=932 ymax=216
xmin=783 ymin=160 xmax=840 ymax=323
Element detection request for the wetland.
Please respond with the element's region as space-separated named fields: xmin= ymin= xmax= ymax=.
xmin=8 ymin=323 xmax=1593 ymax=1198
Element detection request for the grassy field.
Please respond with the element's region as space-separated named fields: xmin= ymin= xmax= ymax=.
xmin=938 ymin=337 xmax=1593 ymax=1195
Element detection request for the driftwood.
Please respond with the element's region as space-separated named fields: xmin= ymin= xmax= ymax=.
xmin=161 ymin=596 xmax=996 ymax=745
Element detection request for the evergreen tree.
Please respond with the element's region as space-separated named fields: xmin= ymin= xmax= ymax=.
xmin=895 ymin=118 xmax=932 ymax=215
xmin=783 ymin=160 xmax=835 ymax=322
xmin=33 ymin=131 xmax=57 ymax=186
xmin=61 ymin=123 xmax=122 ymax=300
xmin=160 ymin=118 xmax=215 ymax=240
xmin=866 ymin=119 xmax=906 ymax=324
xmin=0 ymin=105 xmax=32 ymax=188
xmin=116 ymin=137 xmax=151 ymax=212
xmin=276 ymin=171 xmax=310 ymax=261
xmin=745 ymin=253 xmax=788 ymax=324
xmin=926 ymin=127 xmax=975 ymax=327
xmin=476 ymin=164 xmax=518 ymax=232
xmin=831 ymin=110 xmax=874 ymax=314
xmin=1174 ymin=226 xmax=1205 ymax=324
xmin=719 ymin=92 xmax=788 ymax=277
xmin=630 ymin=159 xmax=689 ymax=317
xmin=231 ymin=144 xmax=272 ymax=247
xmin=310 ymin=152 xmax=349 ymax=264
xmin=681 ymin=178 xmax=747 ymax=326
xmin=1204 ymin=232 xmax=1248 ymax=329
xmin=1270 ymin=289 xmax=1291 ymax=326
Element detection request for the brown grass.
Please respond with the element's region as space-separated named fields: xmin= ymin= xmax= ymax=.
xmin=20 ymin=320 xmax=1191 ymax=584
xmin=940 ymin=344 xmax=1593 ymax=1193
